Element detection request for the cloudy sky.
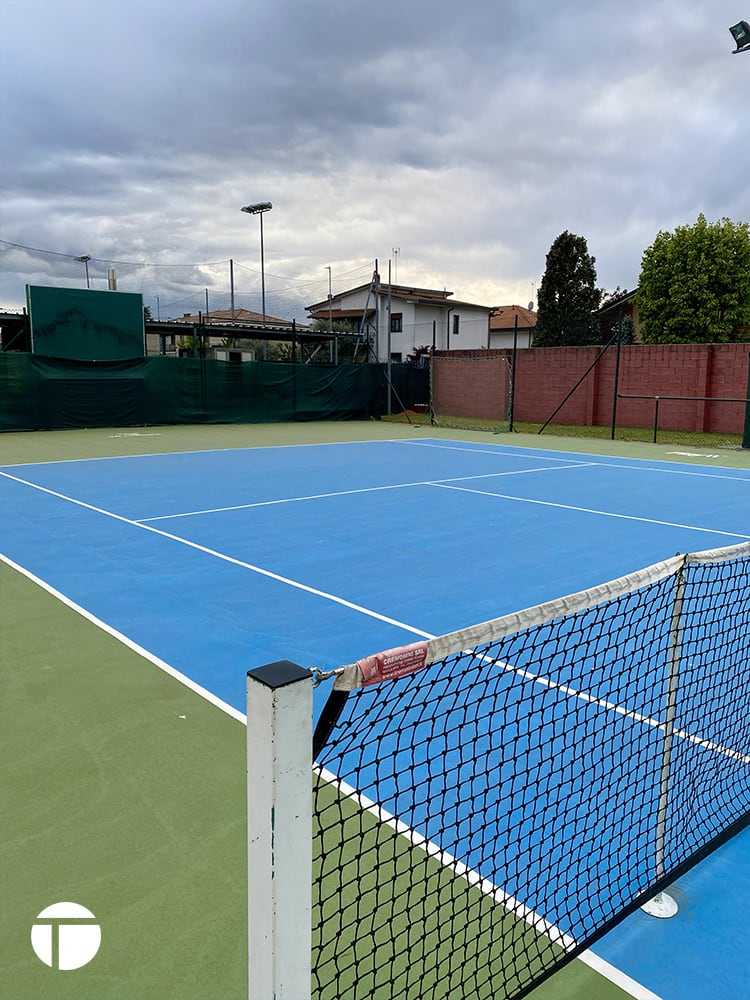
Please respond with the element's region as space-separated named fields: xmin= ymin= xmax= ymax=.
xmin=1 ymin=0 xmax=748 ymax=321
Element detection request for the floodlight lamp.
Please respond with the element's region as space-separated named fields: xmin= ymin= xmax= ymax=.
xmin=241 ymin=202 xmax=273 ymax=215
xmin=729 ymin=20 xmax=750 ymax=52
xmin=75 ymin=254 xmax=92 ymax=262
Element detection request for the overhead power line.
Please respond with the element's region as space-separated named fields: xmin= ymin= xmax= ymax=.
xmin=0 ymin=239 xmax=228 ymax=269
xmin=0 ymin=239 xmax=375 ymax=291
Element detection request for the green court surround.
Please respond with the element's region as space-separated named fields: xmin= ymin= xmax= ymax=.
xmin=4 ymin=421 xmax=747 ymax=1000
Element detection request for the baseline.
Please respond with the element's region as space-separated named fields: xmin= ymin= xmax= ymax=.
xmin=400 ymin=439 xmax=750 ymax=482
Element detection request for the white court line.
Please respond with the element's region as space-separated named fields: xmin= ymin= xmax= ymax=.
xmin=138 ymin=462 xmax=594 ymax=522
xmin=0 ymin=436 xmax=422 ymax=470
xmin=0 ymin=553 xmax=246 ymax=724
xmin=579 ymin=952 xmax=665 ymax=1000
xmin=0 ymin=445 xmax=242 ymax=469
xmin=429 ymin=482 xmax=750 ymax=540
xmin=403 ymin=438 xmax=750 ymax=481
xmin=400 ymin=439 xmax=591 ymax=463
xmin=582 ymin=461 xmax=750 ymax=485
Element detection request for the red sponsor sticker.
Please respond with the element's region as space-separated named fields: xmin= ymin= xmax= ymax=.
xmin=359 ymin=641 xmax=429 ymax=686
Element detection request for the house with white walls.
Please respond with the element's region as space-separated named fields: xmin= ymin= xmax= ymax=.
xmin=306 ymin=280 xmax=493 ymax=363
xmin=489 ymin=305 xmax=537 ymax=349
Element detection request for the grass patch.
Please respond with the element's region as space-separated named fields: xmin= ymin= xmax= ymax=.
xmin=382 ymin=412 xmax=743 ymax=449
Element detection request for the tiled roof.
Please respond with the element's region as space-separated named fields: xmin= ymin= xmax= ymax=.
xmin=490 ymin=305 xmax=537 ymax=330
xmin=308 ymin=307 xmax=374 ymax=320
xmin=306 ymin=282 xmax=455 ymax=311
xmin=173 ymin=307 xmax=294 ymax=326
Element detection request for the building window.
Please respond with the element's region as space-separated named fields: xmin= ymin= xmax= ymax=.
xmin=390 ymin=313 xmax=403 ymax=333
xmin=390 ymin=352 xmax=402 ymax=363
xmin=453 ymin=314 xmax=460 ymax=336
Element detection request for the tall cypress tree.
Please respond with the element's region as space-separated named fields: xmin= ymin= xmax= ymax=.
xmin=534 ymin=231 xmax=601 ymax=346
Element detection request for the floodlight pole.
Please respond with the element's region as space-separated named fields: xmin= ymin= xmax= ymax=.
xmin=260 ymin=212 xmax=267 ymax=325
xmin=75 ymin=254 xmax=91 ymax=289
xmin=326 ymin=265 xmax=333 ymax=337
xmin=241 ymin=202 xmax=273 ymax=326
xmin=387 ymin=259 xmax=392 ymax=414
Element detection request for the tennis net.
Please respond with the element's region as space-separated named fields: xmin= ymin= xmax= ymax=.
xmin=310 ymin=540 xmax=750 ymax=999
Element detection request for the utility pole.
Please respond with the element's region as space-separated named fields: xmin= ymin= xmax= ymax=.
xmin=387 ymin=259 xmax=392 ymax=414
xmin=374 ymin=259 xmax=380 ymax=362
xmin=326 ymin=266 xmax=333 ymax=336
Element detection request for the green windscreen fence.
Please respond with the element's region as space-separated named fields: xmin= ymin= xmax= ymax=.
xmin=0 ymin=354 xmax=428 ymax=431
xmin=26 ymin=285 xmax=145 ymax=361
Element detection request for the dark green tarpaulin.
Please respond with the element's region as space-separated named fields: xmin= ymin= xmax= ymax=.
xmin=0 ymin=354 xmax=428 ymax=432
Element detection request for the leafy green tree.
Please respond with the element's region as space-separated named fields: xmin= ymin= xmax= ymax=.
xmin=534 ymin=231 xmax=602 ymax=346
xmin=637 ymin=215 xmax=750 ymax=343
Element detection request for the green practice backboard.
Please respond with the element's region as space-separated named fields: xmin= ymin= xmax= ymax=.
xmin=26 ymin=285 xmax=145 ymax=361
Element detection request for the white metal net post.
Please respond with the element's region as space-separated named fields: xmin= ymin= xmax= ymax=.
xmin=247 ymin=661 xmax=313 ymax=1000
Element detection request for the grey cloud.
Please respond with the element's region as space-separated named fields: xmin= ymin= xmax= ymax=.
xmin=1 ymin=0 xmax=748 ymax=316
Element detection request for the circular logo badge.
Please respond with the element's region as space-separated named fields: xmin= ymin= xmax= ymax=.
xmin=31 ymin=902 xmax=101 ymax=970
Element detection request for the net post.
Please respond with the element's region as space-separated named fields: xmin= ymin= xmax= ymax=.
xmin=743 ymin=352 xmax=750 ymax=449
xmin=246 ymin=660 xmax=313 ymax=1000
xmin=644 ymin=559 xmax=685 ymax=917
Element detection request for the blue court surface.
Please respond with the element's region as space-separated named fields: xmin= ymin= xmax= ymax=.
xmin=1 ymin=436 xmax=748 ymax=1000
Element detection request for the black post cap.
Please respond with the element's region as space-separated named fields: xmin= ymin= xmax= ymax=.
xmin=247 ymin=660 xmax=312 ymax=690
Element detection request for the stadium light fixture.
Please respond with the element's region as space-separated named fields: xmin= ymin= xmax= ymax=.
xmin=241 ymin=202 xmax=273 ymax=325
xmin=74 ymin=254 xmax=91 ymax=288
xmin=729 ymin=20 xmax=750 ymax=52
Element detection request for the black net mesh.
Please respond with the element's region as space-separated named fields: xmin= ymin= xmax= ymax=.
xmin=312 ymin=548 xmax=750 ymax=999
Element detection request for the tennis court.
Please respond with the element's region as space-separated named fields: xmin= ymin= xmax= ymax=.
xmin=1 ymin=421 xmax=748 ymax=1000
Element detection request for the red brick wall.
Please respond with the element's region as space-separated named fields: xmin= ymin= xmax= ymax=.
xmin=432 ymin=344 xmax=750 ymax=433
xmin=432 ymin=354 xmax=510 ymax=420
